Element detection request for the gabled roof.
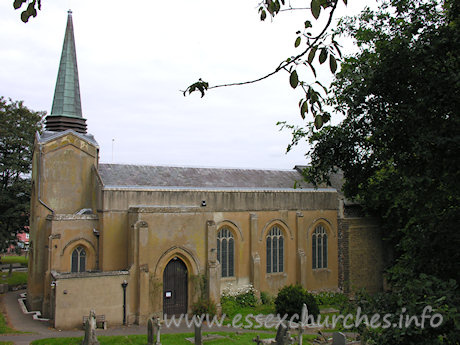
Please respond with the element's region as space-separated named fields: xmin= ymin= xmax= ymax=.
xmin=37 ymin=130 xmax=98 ymax=147
xmin=98 ymin=164 xmax=322 ymax=190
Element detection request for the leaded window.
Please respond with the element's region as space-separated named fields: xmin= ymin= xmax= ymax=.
xmin=312 ymin=225 xmax=328 ymax=269
xmin=71 ymin=246 xmax=86 ymax=273
xmin=266 ymin=226 xmax=284 ymax=273
xmin=217 ymin=227 xmax=234 ymax=277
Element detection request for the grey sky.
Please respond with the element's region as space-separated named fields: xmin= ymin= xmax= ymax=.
xmin=0 ymin=1 xmax=370 ymax=169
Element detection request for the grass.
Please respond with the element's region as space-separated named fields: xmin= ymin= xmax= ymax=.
xmin=0 ymin=313 xmax=17 ymax=334
xmin=31 ymin=332 xmax=318 ymax=345
xmin=0 ymin=272 xmax=28 ymax=286
xmin=0 ymin=256 xmax=28 ymax=266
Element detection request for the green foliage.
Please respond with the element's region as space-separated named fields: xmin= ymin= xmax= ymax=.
xmin=0 ymin=256 xmax=28 ymax=265
xmin=0 ymin=98 xmax=44 ymax=252
xmin=191 ymin=297 xmax=217 ymax=317
xmin=221 ymin=289 xmax=257 ymax=308
xmin=0 ymin=312 xmax=16 ymax=334
xmin=0 ymin=271 xmax=28 ymax=286
xmin=314 ymin=291 xmax=348 ymax=308
xmin=260 ymin=291 xmax=274 ymax=305
xmin=13 ymin=0 xmax=41 ymax=23
xmin=300 ymin=0 xmax=460 ymax=343
xmin=274 ymin=285 xmax=319 ymax=319
xmin=351 ymin=274 xmax=460 ymax=345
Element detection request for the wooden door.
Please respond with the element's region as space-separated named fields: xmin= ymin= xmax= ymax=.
xmin=163 ymin=257 xmax=188 ymax=317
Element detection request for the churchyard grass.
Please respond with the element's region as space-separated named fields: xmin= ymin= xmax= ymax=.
xmin=31 ymin=332 xmax=318 ymax=344
xmin=0 ymin=256 xmax=28 ymax=266
xmin=0 ymin=312 xmax=18 ymax=334
xmin=0 ymin=272 xmax=28 ymax=287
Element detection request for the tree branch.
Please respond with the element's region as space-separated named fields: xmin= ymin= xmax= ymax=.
xmin=206 ymin=0 xmax=339 ymax=91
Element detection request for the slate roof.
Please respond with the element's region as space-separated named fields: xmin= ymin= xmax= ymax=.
xmin=37 ymin=130 xmax=98 ymax=147
xmin=98 ymin=164 xmax=321 ymax=190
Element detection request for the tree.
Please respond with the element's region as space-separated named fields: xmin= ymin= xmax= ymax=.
xmin=293 ymin=0 xmax=459 ymax=343
xmin=0 ymin=97 xmax=44 ymax=251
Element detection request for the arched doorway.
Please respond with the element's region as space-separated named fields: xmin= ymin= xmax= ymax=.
xmin=163 ymin=257 xmax=188 ymax=316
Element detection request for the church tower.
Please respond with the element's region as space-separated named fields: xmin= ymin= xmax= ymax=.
xmin=27 ymin=11 xmax=100 ymax=317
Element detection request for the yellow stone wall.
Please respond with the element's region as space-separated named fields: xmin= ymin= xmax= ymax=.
xmin=53 ymin=272 xmax=128 ymax=329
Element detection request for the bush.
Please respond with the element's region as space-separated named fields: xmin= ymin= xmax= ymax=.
xmin=191 ymin=298 xmax=216 ymax=317
xmin=260 ymin=291 xmax=274 ymax=305
xmin=221 ymin=283 xmax=257 ymax=308
xmin=314 ymin=291 xmax=348 ymax=308
xmin=275 ymin=285 xmax=320 ymax=319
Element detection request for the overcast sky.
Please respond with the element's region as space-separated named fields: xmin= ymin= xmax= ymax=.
xmin=0 ymin=0 xmax=371 ymax=169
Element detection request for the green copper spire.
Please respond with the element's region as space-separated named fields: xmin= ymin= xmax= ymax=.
xmin=46 ymin=10 xmax=87 ymax=133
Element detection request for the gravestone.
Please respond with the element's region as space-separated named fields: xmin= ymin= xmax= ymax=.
xmin=332 ymin=332 xmax=346 ymax=345
xmin=148 ymin=317 xmax=162 ymax=345
xmin=298 ymin=324 xmax=304 ymax=345
xmin=275 ymin=325 xmax=291 ymax=345
xmin=194 ymin=323 xmax=202 ymax=345
xmin=81 ymin=310 xmax=100 ymax=345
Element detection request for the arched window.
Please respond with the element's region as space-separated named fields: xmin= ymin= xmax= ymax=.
xmin=312 ymin=225 xmax=328 ymax=269
xmin=217 ymin=227 xmax=234 ymax=277
xmin=266 ymin=226 xmax=284 ymax=273
xmin=71 ymin=246 xmax=86 ymax=273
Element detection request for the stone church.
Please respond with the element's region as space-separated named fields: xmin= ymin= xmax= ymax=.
xmin=27 ymin=11 xmax=384 ymax=329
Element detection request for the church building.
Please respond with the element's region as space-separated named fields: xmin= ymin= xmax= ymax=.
xmin=27 ymin=11 xmax=384 ymax=329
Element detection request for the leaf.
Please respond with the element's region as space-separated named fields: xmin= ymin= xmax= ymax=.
xmin=295 ymin=37 xmax=301 ymax=48
xmin=343 ymin=0 xmax=348 ymax=4
xmin=260 ymin=10 xmax=267 ymax=21
xmin=20 ymin=10 xmax=30 ymax=22
xmin=304 ymin=20 xmax=312 ymax=29
xmin=184 ymin=79 xmax=209 ymax=98
xmin=329 ymin=55 xmax=337 ymax=73
xmin=300 ymin=101 xmax=308 ymax=119
xmin=289 ymin=70 xmax=299 ymax=89
xmin=315 ymin=81 xmax=328 ymax=93
xmin=319 ymin=48 xmax=328 ymax=64
xmin=308 ymin=46 xmax=317 ymax=64
xmin=314 ymin=114 xmax=323 ymax=129
xmin=306 ymin=61 xmax=317 ymax=77
xmin=311 ymin=0 xmax=321 ymax=20
xmin=13 ymin=0 xmax=26 ymax=10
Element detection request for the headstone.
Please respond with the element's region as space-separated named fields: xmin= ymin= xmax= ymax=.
xmin=148 ymin=317 xmax=162 ymax=345
xmin=81 ymin=310 xmax=100 ymax=345
xmin=147 ymin=318 xmax=154 ymax=345
xmin=275 ymin=325 xmax=291 ymax=345
xmin=298 ymin=324 xmax=304 ymax=345
xmin=194 ymin=323 xmax=202 ymax=345
xmin=154 ymin=317 xmax=162 ymax=345
xmin=332 ymin=332 xmax=346 ymax=345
